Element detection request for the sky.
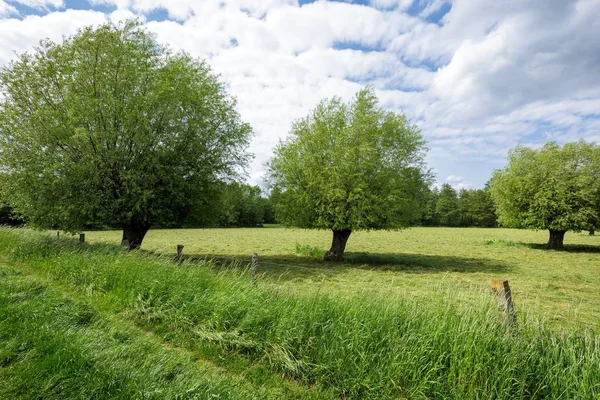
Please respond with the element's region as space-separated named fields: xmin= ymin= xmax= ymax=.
xmin=1 ymin=0 xmax=599 ymax=190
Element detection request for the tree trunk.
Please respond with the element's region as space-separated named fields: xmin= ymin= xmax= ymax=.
xmin=121 ymin=231 xmax=129 ymax=247
xmin=547 ymin=230 xmax=566 ymax=249
xmin=324 ymin=230 xmax=351 ymax=262
xmin=589 ymin=228 xmax=595 ymax=236
xmin=122 ymin=224 xmax=151 ymax=250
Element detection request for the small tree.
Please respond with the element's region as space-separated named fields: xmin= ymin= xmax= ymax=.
xmin=489 ymin=141 xmax=600 ymax=249
xmin=436 ymin=184 xmax=460 ymax=226
xmin=0 ymin=21 xmax=251 ymax=248
xmin=268 ymin=88 xmax=430 ymax=261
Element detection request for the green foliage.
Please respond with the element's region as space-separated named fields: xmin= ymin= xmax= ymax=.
xmin=0 ymin=204 xmax=24 ymax=226
xmin=0 ymin=21 xmax=252 ymax=233
xmin=490 ymin=141 xmax=600 ymax=231
xmin=419 ymin=185 xmax=497 ymax=227
xmin=262 ymin=196 xmax=277 ymax=224
xmin=268 ymin=87 xmax=430 ymax=232
xmin=419 ymin=186 xmax=439 ymax=226
xmin=483 ymin=239 xmax=524 ymax=247
xmin=1 ymin=228 xmax=599 ymax=399
xmin=294 ymin=243 xmax=324 ymax=259
xmin=436 ymin=183 xmax=460 ymax=226
xmin=458 ymin=187 xmax=497 ymax=227
xmin=218 ymin=183 xmax=265 ymax=227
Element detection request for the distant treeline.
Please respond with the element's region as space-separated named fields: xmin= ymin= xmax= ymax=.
xmin=2 ymin=182 xmax=497 ymax=229
xmin=215 ymin=182 xmax=275 ymax=227
xmin=214 ymin=182 xmax=498 ymax=228
xmin=417 ymin=184 xmax=497 ymax=227
xmin=0 ymin=184 xmax=275 ymax=229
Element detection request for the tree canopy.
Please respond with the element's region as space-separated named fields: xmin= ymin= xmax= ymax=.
xmin=268 ymin=87 xmax=430 ymax=261
xmin=489 ymin=141 xmax=600 ymax=249
xmin=435 ymin=184 xmax=460 ymax=227
xmin=0 ymin=21 xmax=252 ymax=248
xmin=419 ymin=185 xmax=496 ymax=228
xmin=217 ymin=182 xmax=266 ymax=227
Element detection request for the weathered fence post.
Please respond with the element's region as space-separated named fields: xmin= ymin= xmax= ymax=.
xmin=251 ymin=253 xmax=259 ymax=282
xmin=177 ymin=244 xmax=184 ymax=257
xmin=79 ymin=233 xmax=85 ymax=243
xmin=491 ymin=279 xmax=516 ymax=327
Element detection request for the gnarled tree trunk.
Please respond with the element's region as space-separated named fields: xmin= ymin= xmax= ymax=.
xmin=547 ymin=230 xmax=566 ymax=249
xmin=122 ymin=223 xmax=151 ymax=250
xmin=324 ymin=229 xmax=351 ymax=262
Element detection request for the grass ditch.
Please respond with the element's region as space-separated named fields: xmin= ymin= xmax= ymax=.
xmin=1 ymin=228 xmax=599 ymax=399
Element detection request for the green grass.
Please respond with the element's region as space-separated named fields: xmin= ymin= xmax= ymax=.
xmin=0 ymin=228 xmax=599 ymax=399
xmin=0 ymin=268 xmax=264 ymax=399
xmin=85 ymin=226 xmax=600 ymax=329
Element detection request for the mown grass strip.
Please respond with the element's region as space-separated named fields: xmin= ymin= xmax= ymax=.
xmin=1 ymin=228 xmax=599 ymax=399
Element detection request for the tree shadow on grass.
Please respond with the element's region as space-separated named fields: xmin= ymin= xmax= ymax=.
xmin=53 ymin=234 xmax=510 ymax=279
xmin=179 ymin=251 xmax=511 ymax=282
xmin=525 ymin=243 xmax=600 ymax=253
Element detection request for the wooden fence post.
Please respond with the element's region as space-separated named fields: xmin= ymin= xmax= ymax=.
xmin=491 ymin=279 xmax=516 ymax=327
xmin=252 ymin=253 xmax=259 ymax=282
xmin=79 ymin=233 xmax=85 ymax=243
xmin=177 ymin=244 xmax=184 ymax=257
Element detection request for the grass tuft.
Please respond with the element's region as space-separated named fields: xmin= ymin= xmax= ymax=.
xmin=294 ymin=244 xmax=324 ymax=259
xmin=484 ymin=239 xmax=525 ymax=247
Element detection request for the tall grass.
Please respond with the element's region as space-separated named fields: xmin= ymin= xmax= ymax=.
xmin=0 ymin=268 xmax=262 ymax=399
xmin=1 ymin=228 xmax=598 ymax=399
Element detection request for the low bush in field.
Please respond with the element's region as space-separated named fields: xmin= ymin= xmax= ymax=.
xmin=0 ymin=228 xmax=598 ymax=399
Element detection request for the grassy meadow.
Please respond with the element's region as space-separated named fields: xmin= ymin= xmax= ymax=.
xmin=87 ymin=226 xmax=600 ymax=329
xmin=0 ymin=226 xmax=599 ymax=399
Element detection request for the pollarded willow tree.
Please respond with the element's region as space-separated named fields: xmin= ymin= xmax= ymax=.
xmin=0 ymin=21 xmax=252 ymax=249
xmin=489 ymin=141 xmax=600 ymax=249
xmin=268 ymin=88 xmax=430 ymax=261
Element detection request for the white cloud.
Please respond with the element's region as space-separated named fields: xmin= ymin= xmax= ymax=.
xmin=0 ymin=10 xmax=107 ymax=66
xmin=429 ymin=0 xmax=600 ymax=123
xmin=1 ymin=0 xmax=599 ymax=189
xmin=8 ymin=0 xmax=63 ymax=9
xmin=369 ymin=0 xmax=414 ymax=11
xmin=444 ymin=175 xmax=472 ymax=190
xmin=0 ymin=1 xmax=18 ymax=16
xmin=419 ymin=0 xmax=449 ymax=18
xmin=109 ymin=8 xmax=138 ymax=22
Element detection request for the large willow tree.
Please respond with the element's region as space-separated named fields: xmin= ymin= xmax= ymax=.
xmin=269 ymin=88 xmax=430 ymax=261
xmin=490 ymin=141 xmax=600 ymax=249
xmin=0 ymin=21 xmax=252 ymax=248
